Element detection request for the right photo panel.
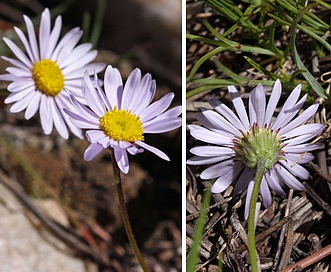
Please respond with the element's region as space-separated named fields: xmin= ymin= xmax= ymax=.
xmin=186 ymin=1 xmax=330 ymax=271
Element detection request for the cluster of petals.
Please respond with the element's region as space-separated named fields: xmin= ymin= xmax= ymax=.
xmin=0 ymin=8 xmax=105 ymax=139
xmin=187 ymin=80 xmax=324 ymax=219
xmin=65 ymin=65 xmax=182 ymax=174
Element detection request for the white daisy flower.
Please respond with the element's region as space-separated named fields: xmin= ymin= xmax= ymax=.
xmin=64 ymin=65 xmax=182 ymax=174
xmin=187 ymin=80 xmax=324 ymax=219
xmin=0 ymin=8 xmax=106 ymax=139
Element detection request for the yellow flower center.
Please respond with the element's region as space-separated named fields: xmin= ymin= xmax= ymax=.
xmin=99 ymin=108 xmax=144 ymax=142
xmin=32 ymin=59 xmax=65 ymax=97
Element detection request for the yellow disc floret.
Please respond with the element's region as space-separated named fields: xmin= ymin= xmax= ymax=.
xmin=99 ymin=108 xmax=144 ymax=142
xmin=32 ymin=59 xmax=65 ymax=97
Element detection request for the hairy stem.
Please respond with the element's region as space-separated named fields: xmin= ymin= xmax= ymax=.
xmin=111 ymin=149 xmax=150 ymax=272
xmin=248 ymin=160 xmax=265 ymax=272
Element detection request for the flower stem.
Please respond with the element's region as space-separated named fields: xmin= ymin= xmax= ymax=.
xmin=110 ymin=150 xmax=150 ymax=272
xmin=248 ymin=160 xmax=266 ymax=272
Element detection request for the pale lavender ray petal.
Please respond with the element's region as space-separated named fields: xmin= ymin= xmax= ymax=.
xmin=280 ymin=160 xmax=310 ymax=180
xmin=5 ymin=86 xmax=34 ymax=104
xmin=200 ymin=159 xmax=237 ymax=180
xmin=98 ymin=136 xmax=111 ymax=148
xmin=143 ymin=118 xmax=181 ymax=134
xmin=65 ymin=78 xmax=84 ymax=88
xmin=0 ymin=74 xmax=18 ymax=81
xmin=190 ymin=146 xmax=235 ymax=157
xmin=78 ymin=62 xmax=106 ymax=76
xmin=39 ymin=96 xmax=53 ymax=134
xmin=121 ymin=68 xmax=141 ymax=111
xmin=7 ymin=80 xmax=34 ymax=93
xmin=264 ymin=79 xmax=282 ymax=125
xmin=275 ymin=165 xmax=305 ymax=191
xmin=233 ymin=167 xmax=253 ymax=196
xmin=188 ymin=124 xmax=233 ymax=146
xmin=114 ymin=147 xmax=130 ymax=174
xmin=67 ymin=94 xmax=99 ymax=121
xmin=126 ymin=145 xmax=143 ymax=155
xmin=39 ymin=8 xmax=51 ymax=60
xmin=84 ymin=143 xmax=104 ymax=161
xmin=284 ymin=131 xmax=323 ymax=146
xmin=282 ymin=123 xmax=324 ymax=139
xmin=86 ymin=130 xmax=106 ymax=143
xmin=23 ymin=14 xmax=39 ymax=61
xmin=3 ymin=38 xmax=33 ymax=66
xmin=45 ymin=16 xmax=62 ymax=59
xmin=64 ymin=109 xmax=99 ymax=129
xmin=9 ymin=92 xmax=34 ymax=112
xmin=245 ymin=180 xmax=255 ymax=220
xmin=127 ymin=73 xmax=153 ymax=114
xmin=228 ymin=86 xmax=249 ymax=129
xmin=249 ymin=84 xmax=266 ymax=126
xmin=104 ymin=65 xmax=123 ymax=108
xmin=25 ymin=91 xmax=41 ymax=119
xmin=186 ymin=156 xmax=228 ymax=166
xmin=58 ymin=43 xmax=92 ymax=68
xmin=51 ymin=101 xmax=69 ymax=139
xmin=14 ymin=27 xmax=35 ymax=62
xmin=279 ymin=104 xmax=320 ymax=135
xmin=284 ymin=153 xmax=314 ymax=164
xmin=55 ymin=95 xmax=84 ymax=139
xmin=271 ymin=84 xmax=303 ymax=130
xmin=136 ymin=140 xmax=170 ymax=161
xmin=260 ymin=177 xmax=272 ymax=208
xmin=51 ymin=27 xmax=81 ymax=61
xmin=94 ymin=73 xmax=111 ymax=110
xmin=283 ymin=143 xmax=321 ymax=153
xmin=6 ymin=67 xmax=31 ymax=77
xmin=82 ymin=72 xmax=106 ymax=116
xmin=155 ymin=106 xmax=182 ymax=119
xmin=134 ymin=78 xmax=156 ymax=116
xmin=265 ymin=170 xmax=286 ymax=198
xmin=62 ymin=50 xmax=98 ymax=74
xmin=63 ymin=114 xmax=84 ymax=139
xmin=2 ymin=56 xmax=30 ymax=71
xmin=195 ymin=111 xmax=235 ymax=138
xmin=140 ymin=92 xmax=174 ymax=122
xmin=199 ymin=108 xmax=240 ymax=135
xmin=211 ymin=162 xmax=241 ymax=193
xmin=209 ymin=98 xmax=246 ymax=131
xmin=119 ymin=141 xmax=131 ymax=149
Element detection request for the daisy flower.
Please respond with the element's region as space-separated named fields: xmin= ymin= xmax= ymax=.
xmin=0 ymin=8 xmax=106 ymax=139
xmin=187 ymin=80 xmax=323 ymax=219
xmin=64 ymin=65 xmax=182 ymax=174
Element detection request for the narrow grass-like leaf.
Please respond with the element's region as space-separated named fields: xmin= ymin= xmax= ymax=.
xmin=268 ymin=13 xmax=331 ymax=51
xmin=186 ymin=34 xmax=230 ymax=47
xmin=276 ymin=0 xmax=328 ymax=30
xmin=204 ymin=0 xmax=259 ymax=31
xmin=187 ymin=46 xmax=228 ymax=82
xmin=212 ymin=57 xmax=248 ymax=84
xmin=289 ymin=5 xmax=328 ymax=99
xmin=290 ymin=36 xmax=327 ymax=99
xmin=315 ymin=0 xmax=331 ymax=10
xmin=186 ymin=187 xmax=212 ymax=272
xmin=244 ymin=56 xmax=279 ymax=80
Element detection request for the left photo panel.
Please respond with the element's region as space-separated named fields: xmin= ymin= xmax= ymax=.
xmin=0 ymin=1 xmax=182 ymax=271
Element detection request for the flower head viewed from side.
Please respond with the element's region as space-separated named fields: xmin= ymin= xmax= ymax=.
xmin=0 ymin=8 xmax=106 ymax=139
xmin=64 ymin=65 xmax=182 ymax=174
xmin=187 ymin=79 xmax=324 ymax=219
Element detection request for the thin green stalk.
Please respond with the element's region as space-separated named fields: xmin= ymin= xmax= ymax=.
xmin=247 ymin=160 xmax=265 ymax=272
xmin=110 ymin=149 xmax=150 ymax=272
xmin=187 ymin=186 xmax=212 ymax=272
